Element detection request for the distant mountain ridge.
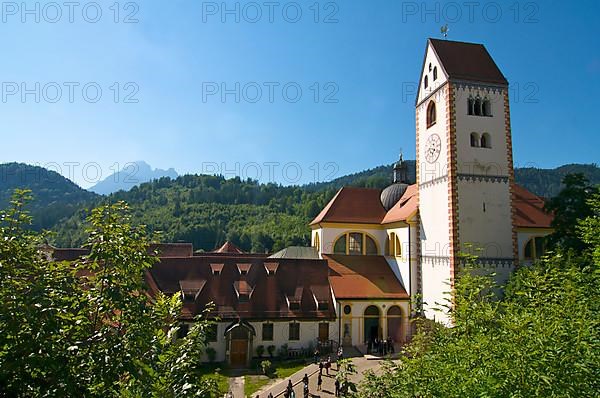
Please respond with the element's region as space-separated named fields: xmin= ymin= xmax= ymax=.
xmin=0 ymin=163 xmax=98 ymax=231
xmin=89 ymin=161 xmax=178 ymax=195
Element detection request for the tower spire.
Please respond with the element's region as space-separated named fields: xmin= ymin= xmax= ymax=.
xmin=393 ymin=150 xmax=408 ymax=184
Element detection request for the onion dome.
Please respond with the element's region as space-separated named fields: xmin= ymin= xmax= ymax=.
xmin=380 ymin=152 xmax=409 ymax=211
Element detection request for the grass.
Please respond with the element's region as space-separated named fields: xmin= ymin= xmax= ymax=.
xmin=197 ymin=363 xmax=232 ymax=396
xmin=244 ymin=359 xmax=308 ymax=397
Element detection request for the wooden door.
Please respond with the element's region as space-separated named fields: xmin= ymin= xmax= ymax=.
xmin=318 ymin=322 xmax=329 ymax=342
xmin=230 ymin=339 xmax=248 ymax=367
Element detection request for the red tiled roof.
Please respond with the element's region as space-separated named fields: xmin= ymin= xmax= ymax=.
xmin=324 ymin=254 xmax=409 ymax=300
xmin=213 ymin=241 xmax=244 ymax=254
xmin=429 ymin=38 xmax=508 ymax=85
xmin=310 ymin=187 xmax=387 ymax=225
xmin=381 ymin=184 xmax=418 ymax=224
xmin=149 ymin=255 xmax=336 ymax=320
xmin=513 ymin=184 xmax=553 ymax=228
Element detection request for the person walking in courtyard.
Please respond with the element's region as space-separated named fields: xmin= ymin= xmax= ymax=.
xmin=319 ymin=360 xmax=323 ymax=375
xmin=314 ymin=347 xmax=320 ymax=364
xmin=286 ymin=380 xmax=293 ymax=398
xmin=336 ymin=346 xmax=343 ymax=370
xmin=317 ymin=373 xmax=323 ymax=391
xmin=326 ymin=356 xmax=331 ymax=375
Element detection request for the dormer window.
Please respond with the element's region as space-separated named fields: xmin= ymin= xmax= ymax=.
xmin=317 ymin=302 xmax=329 ymax=311
xmin=179 ymin=279 xmax=206 ymax=301
xmin=237 ymin=263 xmax=252 ymax=276
xmin=210 ymin=263 xmax=224 ymax=276
xmin=264 ymin=262 xmax=279 ymax=276
xmin=233 ymin=280 xmax=255 ymax=302
xmin=287 ymin=286 xmax=303 ymax=311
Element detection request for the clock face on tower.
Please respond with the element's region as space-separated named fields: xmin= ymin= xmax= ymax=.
xmin=425 ymin=133 xmax=442 ymax=163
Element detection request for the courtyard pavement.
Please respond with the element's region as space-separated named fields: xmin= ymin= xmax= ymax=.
xmin=251 ymin=354 xmax=388 ymax=398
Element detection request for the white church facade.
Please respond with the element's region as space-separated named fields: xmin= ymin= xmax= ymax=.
xmin=310 ymin=38 xmax=554 ymax=340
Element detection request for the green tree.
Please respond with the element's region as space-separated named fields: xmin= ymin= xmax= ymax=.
xmin=545 ymin=173 xmax=598 ymax=251
xmin=0 ymin=192 xmax=219 ymax=397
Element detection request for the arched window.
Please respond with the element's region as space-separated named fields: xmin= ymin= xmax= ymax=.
xmin=333 ymin=235 xmax=346 ymax=254
xmin=474 ymin=97 xmax=482 ymax=116
xmin=433 ymin=66 xmax=438 ymax=81
xmin=481 ymin=133 xmax=491 ymax=148
xmin=348 ymin=233 xmax=363 ymax=255
xmin=314 ymin=232 xmax=320 ymax=252
xmin=424 ymin=75 xmax=428 ymax=89
xmin=333 ymin=232 xmax=379 ymax=255
xmin=387 ymin=233 xmax=402 ymax=256
xmin=467 ymin=96 xmax=475 ymax=115
xmin=426 ymin=101 xmax=436 ymax=128
xmin=470 ymin=132 xmax=480 ymax=147
xmin=524 ymin=237 xmax=546 ymax=260
xmin=428 ymin=63 xmax=432 ymax=72
xmin=483 ymin=98 xmax=492 ymax=116
xmin=365 ymin=236 xmax=378 ymax=255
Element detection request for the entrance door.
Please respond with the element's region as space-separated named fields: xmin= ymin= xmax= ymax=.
xmin=363 ymin=305 xmax=380 ymax=344
xmin=230 ymin=339 xmax=248 ymax=367
xmin=229 ymin=327 xmax=249 ymax=367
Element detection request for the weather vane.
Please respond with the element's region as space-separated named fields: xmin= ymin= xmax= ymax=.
xmin=441 ymin=24 xmax=449 ymax=39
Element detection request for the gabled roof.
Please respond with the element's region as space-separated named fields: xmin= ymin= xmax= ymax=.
xmin=269 ymin=246 xmax=320 ymax=259
xmin=310 ymin=187 xmax=388 ymax=225
xmin=513 ymin=184 xmax=553 ymax=228
xmin=381 ymin=184 xmax=418 ymax=224
xmin=428 ymin=38 xmax=508 ymax=85
xmin=324 ymin=254 xmax=409 ymax=300
xmin=213 ymin=241 xmax=244 ymax=254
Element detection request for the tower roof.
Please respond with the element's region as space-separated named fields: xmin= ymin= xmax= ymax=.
xmin=213 ymin=241 xmax=244 ymax=254
xmin=428 ymin=38 xmax=508 ymax=85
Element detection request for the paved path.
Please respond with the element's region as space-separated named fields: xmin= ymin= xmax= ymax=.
xmin=254 ymin=356 xmax=385 ymax=398
xmin=229 ymin=375 xmax=245 ymax=398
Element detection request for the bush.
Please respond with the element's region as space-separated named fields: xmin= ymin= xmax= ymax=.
xmin=277 ymin=344 xmax=289 ymax=358
xmin=256 ymin=345 xmax=265 ymax=358
xmin=267 ymin=345 xmax=276 ymax=358
xmin=260 ymin=360 xmax=272 ymax=375
xmin=206 ymin=347 xmax=217 ymax=363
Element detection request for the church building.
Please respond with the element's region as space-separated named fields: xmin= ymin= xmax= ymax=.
xmin=310 ymin=38 xmax=553 ymax=333
xmin=51 ymin=39 xmax=554 ymax=366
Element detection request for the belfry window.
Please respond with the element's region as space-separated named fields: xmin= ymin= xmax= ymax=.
xmin=474 ymin=97 xmax=482 ymax=116
xmin=426 ymin=101 xmax=436 ymax=128
xmin=483 ymin=98 xmax=492 ymax=116
xmin=470 ymin=132 xmax=480 ymax=147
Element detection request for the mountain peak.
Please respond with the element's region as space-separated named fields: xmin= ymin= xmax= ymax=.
xmin=89 ymin=162 xmax=178 ymax=195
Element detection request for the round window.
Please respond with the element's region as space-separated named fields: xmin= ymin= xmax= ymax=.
xmin=343 ymin=305 xmax=351 ymax=315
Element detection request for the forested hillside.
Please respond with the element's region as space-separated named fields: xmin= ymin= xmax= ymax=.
xmin=0 ymin=163 xmax=98 ymax=231
xmin=4 ymin=161 xmax=598 ymax=252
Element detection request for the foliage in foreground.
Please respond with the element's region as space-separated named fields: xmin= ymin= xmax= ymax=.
xmin=360 ymin=192 xmax=600 ymax=398
xmin=0 ymin=190 xmax=219 ymax=397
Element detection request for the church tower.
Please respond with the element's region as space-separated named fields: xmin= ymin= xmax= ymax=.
xmin=416 ymin=39 xmax=517 ymax=323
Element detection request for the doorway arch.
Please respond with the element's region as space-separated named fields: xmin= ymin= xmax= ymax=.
xmin=386 ymin=306 xmax=403 ymax=343
xmin=225 ymin=321 xmax=255 ymax=368
xmin=363 ymin=305 xmax=380 ymax=344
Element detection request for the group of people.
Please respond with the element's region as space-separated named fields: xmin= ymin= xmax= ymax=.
xmin=279 ymin=346 xmax=345 ymax=398
xmin=367 ymin=337 xmax=394 ymax=356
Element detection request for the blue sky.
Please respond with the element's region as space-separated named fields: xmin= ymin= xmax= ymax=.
xmin=0 ymin=0 xmax=598 ymax=188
